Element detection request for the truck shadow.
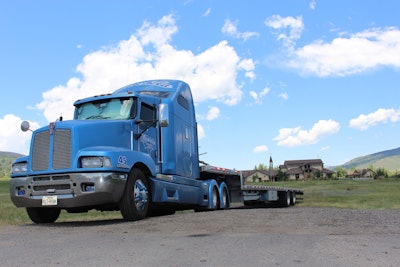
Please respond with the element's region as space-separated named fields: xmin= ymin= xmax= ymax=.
xmin=21 ymin=218 xmax=126 ymax=227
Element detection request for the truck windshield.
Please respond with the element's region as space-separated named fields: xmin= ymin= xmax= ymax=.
xmin=75 ymin=97 xmax=137 ymax=120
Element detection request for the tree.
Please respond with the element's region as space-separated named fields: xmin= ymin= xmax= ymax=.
xmin=277 ymin=170 xmax=288 ymax=181
xmin=335 ymin=166 xmax=347 ymax=178
xmin=254 ymin=163 xmax=267 ymax=170
xmin=375 ymin=167 xmax=388 ymax=179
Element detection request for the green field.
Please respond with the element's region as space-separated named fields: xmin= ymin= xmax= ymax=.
xmin=1 ymin=178 xmax=400 ymax=225
xmin=271 ymin=178 xmax=400 ymax=210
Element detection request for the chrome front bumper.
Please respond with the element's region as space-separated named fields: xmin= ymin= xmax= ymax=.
xmin=10 ymin=172 xmax=127 ymax=208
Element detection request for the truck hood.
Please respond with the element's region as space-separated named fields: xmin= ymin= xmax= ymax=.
xmin=26 ymin=120 xmax=135 ymax=174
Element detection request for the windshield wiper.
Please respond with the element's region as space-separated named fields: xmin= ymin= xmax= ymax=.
xmin=85 ymin=115 xmax=110 ymax=120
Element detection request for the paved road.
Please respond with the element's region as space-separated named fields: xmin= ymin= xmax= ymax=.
xmin=1 ymin=207 xmax=399 ymax=266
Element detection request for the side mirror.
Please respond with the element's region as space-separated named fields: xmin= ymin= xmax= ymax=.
xmin=158 ymin=103 xmax=169 ymax=127
xmin=21 ymin=121 xmax=31 ymax=132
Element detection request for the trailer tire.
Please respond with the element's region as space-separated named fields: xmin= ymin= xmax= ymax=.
xmin=120 ymin=168 xmax=149 ymax=221
xmin=26 ymin=207 xmax=61 ymax=224
xmin=279 ymin=191 xmax=291 ymax=207
xmin=290 ymin=191 xmax=296 ymax=206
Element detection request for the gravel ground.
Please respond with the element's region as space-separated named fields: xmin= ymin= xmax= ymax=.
xmin=1 ymin=207 xmax=400 ymax=266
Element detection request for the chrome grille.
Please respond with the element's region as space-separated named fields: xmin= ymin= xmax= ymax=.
xmin=53 ymin=129 xmax=72 ymax=169
xmin=33 ymin=184 xmax=71 ymax=191
xmin=31 ymin=129 xmax=72 ymax=171
xmin=32 ymin=131 xmax=50 ymax=171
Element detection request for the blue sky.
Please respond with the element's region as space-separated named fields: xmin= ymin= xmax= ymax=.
xmin=0 ymin=0 xmax=399 ymax=170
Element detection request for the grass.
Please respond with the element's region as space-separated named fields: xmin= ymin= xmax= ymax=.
xmin=2 ymin=177 xmax=400 ymax=225
xmin=266 ymin=178 xmax=400 ymax=210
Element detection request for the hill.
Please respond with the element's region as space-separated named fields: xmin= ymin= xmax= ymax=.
xmin=0 ymin=151 xmax=24 ymax=178
xmin=341 ymin=147 xmax=400 ymax=171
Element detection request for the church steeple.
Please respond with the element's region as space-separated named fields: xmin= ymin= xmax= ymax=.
xmin=269 ymin=155 xmax=273 ymax=171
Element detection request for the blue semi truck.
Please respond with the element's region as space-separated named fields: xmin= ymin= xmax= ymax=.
xmin=10 ymin=80 xmax=303 ymax=223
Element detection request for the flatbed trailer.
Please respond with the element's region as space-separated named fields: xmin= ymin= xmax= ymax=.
xmin=199 ymin=165 xmax=304 ymax=208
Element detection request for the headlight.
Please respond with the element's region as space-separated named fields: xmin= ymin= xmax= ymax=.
xmin=80 ymin=157 xmax=112 ymax=168
xmin=12 ymin=162 xmax=28 ymax=173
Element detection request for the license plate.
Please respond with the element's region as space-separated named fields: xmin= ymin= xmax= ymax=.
xmin=42 ymin=195 xmax=58 ymax=206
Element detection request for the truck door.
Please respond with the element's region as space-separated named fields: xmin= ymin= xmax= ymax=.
xmin=137 ymin=102 xmax=158 ymax=165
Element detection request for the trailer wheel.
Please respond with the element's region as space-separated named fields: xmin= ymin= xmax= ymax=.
xmin=26 ymin=207 xmax=61 ymax=223
xmin=290 ymin=191 xmax=296 ymax=206
xmin=279 ymin=191 xmax=291 ymax=207
xmin=120 ymin=168 xmax=149 ymax=221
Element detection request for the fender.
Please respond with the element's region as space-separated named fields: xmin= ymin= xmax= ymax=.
xmin=204 ymin=179 xmax=219 ymax=209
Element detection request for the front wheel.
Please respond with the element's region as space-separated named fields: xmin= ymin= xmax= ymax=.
xmin=26 ymin=207 xmax=61 ymax=224
xmin=120 ymin=168 xmax=149 ymax=221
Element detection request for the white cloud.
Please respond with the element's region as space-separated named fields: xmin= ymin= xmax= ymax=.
xmin=253 ymin=145 xmax=268 ymax=153
xmin=287 ymin=27 xmax=400 ymax=77
xmin=197 ymin=123 xmax=205 ymax=139
xmin=265 ymin=15 xmax=304 ymax=50
xmin=222 ymin=19 xmax=259 ymax=41
xmin=309 ymin=0 xmax=316 ymax=10
xmin=206 ymin=106 xmax=220 ymax=121
xmin=202 ymin=8 xmax=211 ymax=17
xmin=238 ymin=58 xmax=256 ymax=81
xmin=249 ymin=91 xmax=258 ymax=100
xmin=321 ymin=146 xmax=330 ymax=151
xmin=274 ymin=119 xmax=340 ymax=147
xmin=36 ymin=14 xmax=254 ymax=122
xmin=0 ymin=114 xmax=40 ymax=155
xmin=278 ymin=92 xmax=288 ymax=100
xmin=349 ymin=107 xmax=400 ymax=130
xmin=249 ymin=86 xmax=270 ymax=104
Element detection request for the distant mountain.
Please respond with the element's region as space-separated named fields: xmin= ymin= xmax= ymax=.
xmin=0 ymin=151 xmax=24 ymax=158
xmin=340 ymin=147 xmax=400 ymax=171
xmin=0 ymin=151 xmax=24 ymax=178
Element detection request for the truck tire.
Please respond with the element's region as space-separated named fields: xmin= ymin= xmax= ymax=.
xmin=211 ymin=186 xmax=220 ymax=210
xmin=220 ymin=187 xmax=229 ymax=209
xmin=290 ymin=191 xmax=296 ymax=206
xmin=279 ymin=191 xmax=291 ymax=207
xmin=26 ymin=207 xmax=61 ymax=224
xmin=120 ymin=168 xmax=149 ymax=221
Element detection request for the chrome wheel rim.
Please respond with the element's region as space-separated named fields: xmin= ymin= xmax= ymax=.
xmin=134 ymin=179 xmax=148 ymax=211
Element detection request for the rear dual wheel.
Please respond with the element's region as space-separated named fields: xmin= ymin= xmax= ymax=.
xmin=290 ymin=192 xmax=296 ymax=206
xmin=220 ymin=187 xmax=229 ymax=209
xmin=279 ymin=191 xmax=296 ymax=207
xmin=211 ymin=186 xmax=220 ymax=210
xmin=195 ymin=185 xmax=220 ymax=212
xmin=279 ymin=191 xmax=291 ymax=207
